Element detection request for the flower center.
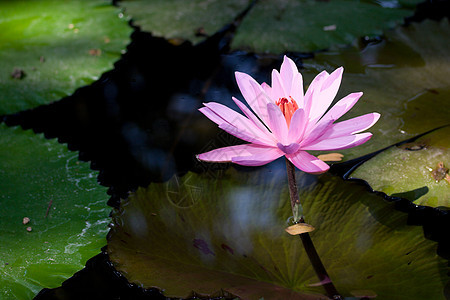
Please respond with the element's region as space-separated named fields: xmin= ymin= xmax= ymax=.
xmin=276 ymin=96 xmax=298 ymax=127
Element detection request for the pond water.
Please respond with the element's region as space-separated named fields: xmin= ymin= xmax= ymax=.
xmin=1 ymin=1 xmax=449 ymax=299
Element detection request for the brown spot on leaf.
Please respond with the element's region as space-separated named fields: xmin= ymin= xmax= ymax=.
xmin=195 ymin=27 xmax=208 ymax=37
xmin=11 ymin=68 xmax=26 ymax=79
xmin=431 ymin=162 xmax=449 ymax=182
xmin=193 ymin=239 xmax=215 ymax=256
xmin=89 ymin=49 xmax=102 ymax=56
xmin=221 ymin=243 xmax=234 ymax=255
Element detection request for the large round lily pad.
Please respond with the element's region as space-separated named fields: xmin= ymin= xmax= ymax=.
xmin=0 ymin=0 xmax=132 ymax=115
xmin=0 ymin=124 xmax=109 ymax=299
xmin=119 ymin=0 xmax=422 ymax=53
xmin=108 ymin=167 xmax=448 ymax=299
xmin=119 ymin=0 xmax=250 ymax=45
xmin=303 ymin=19 xmax=450 ymax=160
xmin=350 ymin=126 xmax=450 ymax=208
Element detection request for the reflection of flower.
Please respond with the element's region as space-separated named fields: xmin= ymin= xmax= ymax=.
xmin=197 ymin=56 xmax=380 ymax=174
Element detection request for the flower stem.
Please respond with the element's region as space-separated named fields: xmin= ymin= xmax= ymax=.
xmin=285 ymin=159 xmax=303 ymax=222
xmin=285 ymin=159 xmax=342 ymax=299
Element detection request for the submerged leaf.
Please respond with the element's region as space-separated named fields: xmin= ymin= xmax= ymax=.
xmin=108 ymin=167 xmax=448 ymax=299
xmin=0 ymin=124 xmax=109 ymax=298
xmin=0 ymin=0 xmax=132 ymax=115
xmin=350 ymin=126 xmax=450 ymax=208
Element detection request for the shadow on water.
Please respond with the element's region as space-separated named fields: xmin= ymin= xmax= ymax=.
xmin=0 ymin=1 xmax=447 ymax=299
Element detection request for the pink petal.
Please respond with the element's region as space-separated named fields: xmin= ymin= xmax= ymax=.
xmin=319 ymin=113 xmax=380 ymax=140
xmin=271 ymin=69 xmax=287 ymax=99
xmin=302 ymin=92 xmax=363 ymax=140
xmin=232 ymin=97 xmax=274 ymax=138
xmin=235 ymin=72 xmax=272 ymax=125
xmin=286 ymin=151 xmax=330 ymax=174
xmin=202 ymin=102 xmax=274 ymax=146
xmin=199 ymin=107 xmax=224 ymax=125
xmin=261 ymin=82 xmax=273 ymax=99
xmin=308 ymin=67 xmax=343 ymax=124
xmin=316 ymin=92 xmax=363 ymax=126
xmin=280 ymin=56 xmax=304 ymax=107
xmin=277 ymin=142 xmax=300 ymax=154
xmin=300 ymin=118 xmax=334 ymax=147
xmin=280 ymin=56 xmax=296 ymax=93
xmin=290 ymin=72 xmax=304 ymax=108
xmin=219 ymin=123 xmax=273 ymax=146
xmin=302 ymin=132 xmax=373 ymax=151
xmin=197 ymin=144 xmax=275 ymax=163
xmin=303 ymin=70 xmax=328 ymax=116
xmin=232 ymin=146 xmax=285 ymax=166
xmin=267 ymin=102 xmax=288 ymax=144
xmin=287 ymin=108 xmax=306 ymax=144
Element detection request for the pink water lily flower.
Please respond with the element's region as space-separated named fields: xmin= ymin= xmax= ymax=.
xmin=197 ymin=56 xmax=380 ymax=174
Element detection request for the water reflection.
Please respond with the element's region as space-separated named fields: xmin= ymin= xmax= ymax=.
xmin=223 ymin=187 xmax=278 ymax=254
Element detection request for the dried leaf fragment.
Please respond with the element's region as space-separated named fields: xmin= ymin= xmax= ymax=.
xmin=285 ymin=223 xmax=315 ymax=235
xmin=318 ymin=153 xmax=344 ymax=162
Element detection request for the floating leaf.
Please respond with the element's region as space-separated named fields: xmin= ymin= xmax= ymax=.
xmin=350 ymin=126 xmax=450 ymax=208
xmin=119 ymin=0 xmax=422 ymax=53
xmin=0 ymin=0 xmax=132 ymax=115
xmin=108 ymin=167 xmax=448 ymax=299
xmin=304 ymin=19 xmax=450 ymax=160
xmin=232 ymin=0 xmax=422 ymax=53
xmin=0 ymin=124 xmax=109 ymax=298
xmin=119 ymin=0 xmax=250 ymax=44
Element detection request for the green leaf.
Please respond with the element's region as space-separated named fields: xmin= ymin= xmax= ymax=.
xmin=119 ymin=0 xmax=251 ymax=44
xmin=0 ymin=124 xmax=109 ymax=298
xmin=107 ymin=168 xmax=448 ymax=299
xmin=119 ymin=0 xmax=422 ymax=53
xmin=304 ymin=19 xmax=450 ymax=161
xmin=349 ymin=126 xmax=450 ymax=208
xmin=0 ymin=0 xmax=132 ymax=115
xmin=232 ymin=0 xmax=422 ymax=53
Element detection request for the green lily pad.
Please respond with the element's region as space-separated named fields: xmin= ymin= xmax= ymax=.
xmin=119 ymin=0 xmax=250 ymax=44
xmin=107 ymin=168 xmax=448 ymax=299
xmin=0 ymin=124 xmax=109 ymax=299
xmin=0 ymin=0 xmax=132 ymax=115
xmin=304 ymin=19 xmax=450 ymax=161
xmin=349 ymin=126 xmax=450 ymax=208
xmin=119 ymin=0 xmax=422 ymax=53
xmin=232 ymin=0 xmax=422 ymax=53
